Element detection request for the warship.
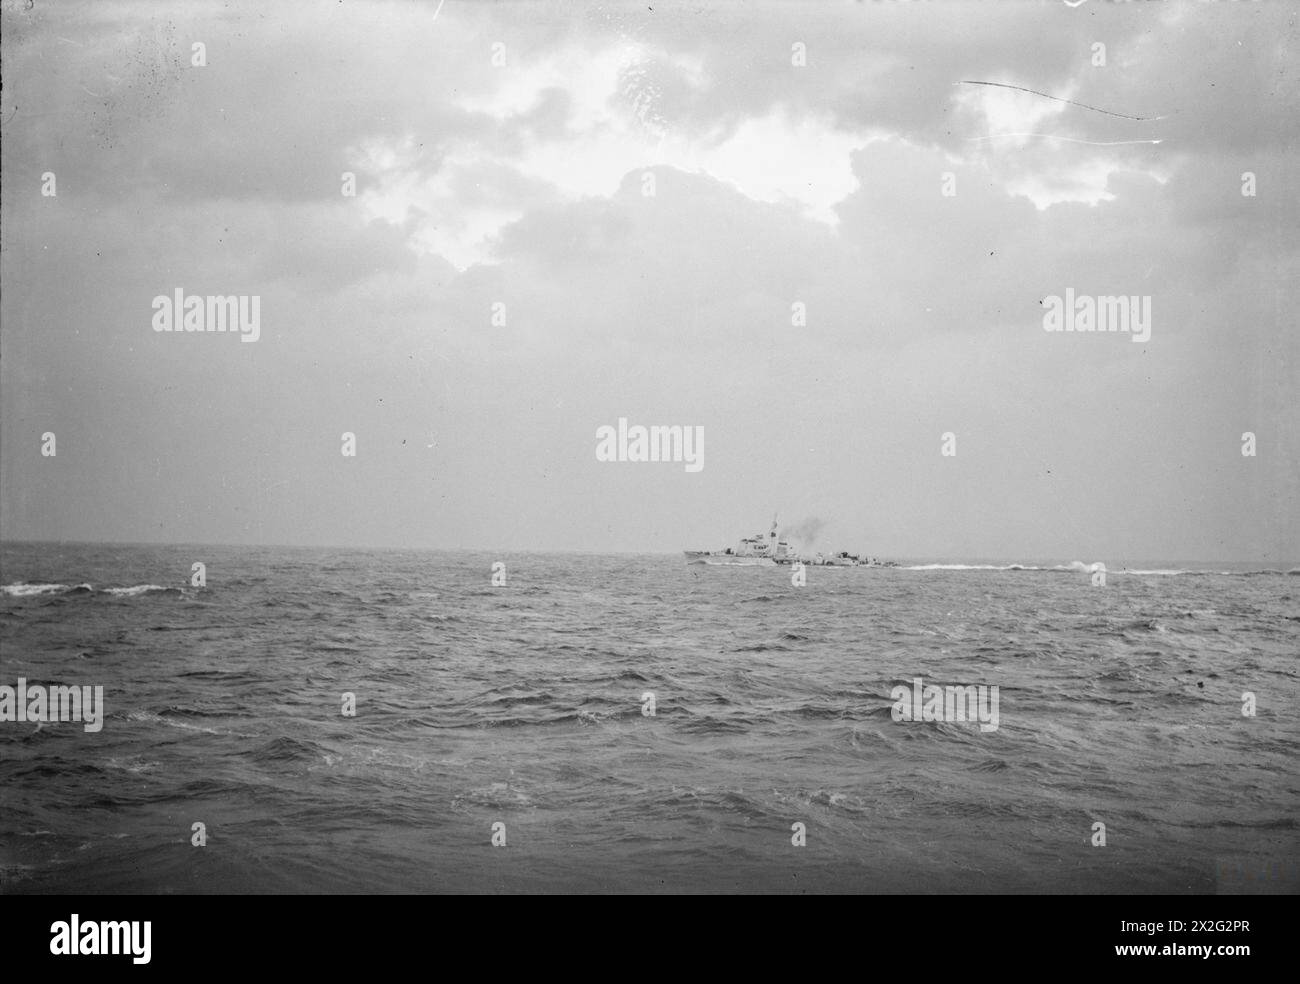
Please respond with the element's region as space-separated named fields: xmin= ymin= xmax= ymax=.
xmin=684 ymin=518 xmax=895 ymax=567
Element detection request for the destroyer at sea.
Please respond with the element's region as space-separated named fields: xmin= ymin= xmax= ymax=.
xmin=684 ymin=518 xmax=897 ymax=567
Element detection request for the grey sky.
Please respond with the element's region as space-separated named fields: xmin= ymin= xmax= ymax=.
xmin=1 ymin=0 xmax=1296 ymax=561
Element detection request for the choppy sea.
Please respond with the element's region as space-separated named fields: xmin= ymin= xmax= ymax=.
xmin=2 ymin=542 xmax=1297 ymax=894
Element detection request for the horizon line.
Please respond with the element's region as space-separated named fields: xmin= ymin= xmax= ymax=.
xmin=0 ymin=537 xmax=1294 ymax=568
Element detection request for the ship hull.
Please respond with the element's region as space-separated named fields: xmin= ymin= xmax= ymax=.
xmin=683 ymin=551 xmax=776 ymax=566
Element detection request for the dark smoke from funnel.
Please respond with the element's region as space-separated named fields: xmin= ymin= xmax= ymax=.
xmin=779 ymin=517 xmax=826 ymax=549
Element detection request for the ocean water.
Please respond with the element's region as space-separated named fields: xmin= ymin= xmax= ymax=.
xmin=1 ymin=542 xmax=1297 ymax=894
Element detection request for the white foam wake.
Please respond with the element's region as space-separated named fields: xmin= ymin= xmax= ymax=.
xmin=1 ymin=582 xmax=73 ymax=596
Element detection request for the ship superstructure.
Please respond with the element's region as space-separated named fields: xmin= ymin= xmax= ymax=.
xmin=684 ymin=516 xmax=794 ymax=566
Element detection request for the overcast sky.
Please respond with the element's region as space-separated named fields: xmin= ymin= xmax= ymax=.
xmin=1 ymin=0 xmax=1296 ymax=562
